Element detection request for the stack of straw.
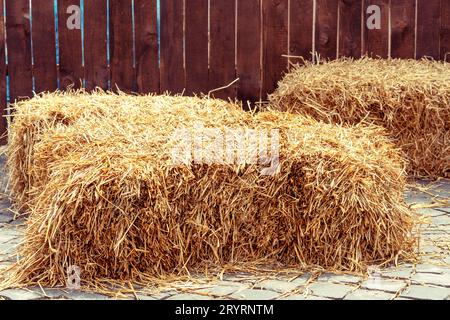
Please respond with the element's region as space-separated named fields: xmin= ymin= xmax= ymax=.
xmin=269 ymin=58 xmax=450 ymax=178
xmin=4 ymin=91 xmax=417 ymax=287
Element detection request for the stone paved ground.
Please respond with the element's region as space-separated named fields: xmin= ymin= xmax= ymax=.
xmin=0 ymin=152 xmax=449 ymax=300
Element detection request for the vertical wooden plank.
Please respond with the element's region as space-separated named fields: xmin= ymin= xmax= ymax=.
xmin=416 ymin=0 xmax=441 ymax=59
xmin=0 ymin=4 xmax=7 ymax=144
xmin=58 ymin=0 xmax=83 ymax=89
xmin=441 ymin=0 xmax=450 ymax=61
xmin=315 ymin=0 xmax=338 ymax=60
xmin=262 ymin=0 xmax=288 ymax=99
xmin=160 ymin=0 xmax=185 ymax=94
xmin=209 ymin=0 xmax=236 ymax=99
xmin=390 ymin=0 xmax=416 ymax=58
xmin=110 ymin=0 xmax=134 ymax=92
xmin=237 ymin=0 xmax=262 ymax=105
xmin=134 ymin=0 xmax=159 ymax=93
xmin=289 ymin=0 xmax=314 ymax=63
xmin=84 ymin=0 xmax=108 ymax=91
xmin=5 ymin=0 xmax=32 ymax=101
xmin=185 ymin=0 xmax=208 ymax=95
xmin=31 ymin=0 xmax=57 ymax=93
xmin=363 ymin=0 xmax=389 ymax=58
xmin=338 ymin=0 xmax=362 ymax=58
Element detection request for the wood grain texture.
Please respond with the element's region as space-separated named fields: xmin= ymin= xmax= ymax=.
xmin=185 ymin=0 xmax=208 ymax=95
xmin=442 ymin=0 xmax=450 ymax=61
xmin=363 ymin=0 xmax=389 ymax=58
xmin=262 ymin=0 xmax=288 ymax=99
xmin=134 ymin=0 xmax=159 ymax=93
xmin=110 ymin=0 xmax=134 ymax=92
xmin=416 ymin=0 xmax=441 ymax=59
xmin=289 ymin=0 xmax=314 ymax=64
xmin=84 ymin=0 xmax=108 ymax=91
xmin=5 ymin=0 xmax=33 ymax=101
xmin=209 ymin=0 xmax=236 ymax=99
xmin=338 ymin=0 xmax=362 ymax=58
xmin=31 ymin=0 xmax=57 ymax=93
xmin=0 ymin=4 xmax=6 ymax=144
xmin=390 ymin=0 xmax=416 ymax=58
xmin=315 ymin=0 xmax=338 ymax=60
xmin=160 ymin=0 xmax=185 ymax=94
xmin=58 ymin=0 xmax=83 ymax=89
xmin=237 ymin=0 xmax=262 ymax=106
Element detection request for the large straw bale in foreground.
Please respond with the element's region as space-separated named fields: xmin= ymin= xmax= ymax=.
xmin=269 ymin=58 xmax=450 ymax=178
xmin=4 ymin=92 xmax=417 ymax=286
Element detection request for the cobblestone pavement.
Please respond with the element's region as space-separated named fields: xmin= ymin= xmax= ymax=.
xmin=0 ymin=153 xmax=449 ymax=300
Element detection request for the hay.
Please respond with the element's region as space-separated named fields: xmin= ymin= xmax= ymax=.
xmin=6 ymin=91 xmax=238 ymax=211
xmin=3 ymin=91 xmax=418 ymax=288
xmin=269 ymin=57 xmax=450 ymax=179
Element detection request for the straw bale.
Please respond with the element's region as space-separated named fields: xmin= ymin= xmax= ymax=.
xmin=269 ymin=58 xmax=450 ymax=178
xmin=3 ymin=92 xmax=418 ymax=287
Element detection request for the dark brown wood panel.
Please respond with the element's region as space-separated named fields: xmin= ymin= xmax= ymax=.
xmin=416 ymin=0 xmax=441 ymax=59
xmin=390 ymin=0 xmax=416 ymax=59
xmin=237 ymin=0 xmax=262 ymax=106
xmin=160 ymin=0 xmax=185 ymax=94
xmin=338 ymin=0 xmax=362 ymax=58
xmin=5 ymin=0 xmax=32 ymax=101
xmin=289 ymin=0 xmax=314 ymax=64
xmin=363 ymin=0 xmax=389 ymax=58
xmin=442 ymin=0 xmax=450 ymax=61
xmin=58 ymin=0 xmax=83 ymax=89
xmin=185 ymin=0 xmax=208 ymax=95
xmin=135 ymin=0 xmax=159 ymax=94
xmin=110 ymin=0 xmax=134 ymax=92
xmin=32 ymin=0 xmax=57 ymax=93
xmin=315 ymin=0 xmax=338 ymax=60
xmin=262 ymin=0 xmax=288 ymax=99
xmin=209 ymin=0 xmax=236 ymax=99
xmin=84 ymin=0 xmax=108 ymax=91
xmin=0 ymin=4 xmax=7 ymax=144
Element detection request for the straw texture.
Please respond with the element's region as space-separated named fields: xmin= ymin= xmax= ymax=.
xmin=269 ymin=58 xmax=450 ymax=178
xmin=3 ymin=91 xmax=417 ymax=287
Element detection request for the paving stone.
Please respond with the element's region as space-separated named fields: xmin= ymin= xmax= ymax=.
xmin=318 ymin=273 xmax=362 ymax=284
xmin=64 ymin=290 xmax=110 ymax=300
xmin=360 ymin=279 xmax=407 ymax=293
xmin=136 ymin=295 xmax=157 ymax=300
xmin=305 ymin=295 xmax=332 ymax=300
xmin=280 ymin=294 xmax=306 ymax=300
xmin=344 ymin=289 xmax=394 ymax=300
xmin=290 ymin=273 xmax=312 ymax=286
xmin=168 ymin=293 xmax=213 ymax=300
xmin=415 ymin=264 xmax=445 ymax=274
xmin=307 ymin=282 xmax=355 ymax=299
xmin=417 ymin=208 xmax=448 ymax=217
xmin=35 ymin=288 xmax=68 ymax=299
xmin=0 ymin=214 xmax=13 ymax=224
xmin=254 ymin=279 xmax=300 ymax=293
xmin=432 ymin=215 xmax=450 ymax=225
xmin=381 ymin=267 xmax=413 ymax=279
xmin=230 ymin=289 xmax=279 ymax=300
xmin=411 ymin=273 xmax=450 ymax=287
xmin=0 ymin=288 xmax=42 ymax=300
xmin=436 ymin=207 xmax=450 ymax=214
xmin=0 ymin=242 xmax=18 ymax=255
xmin=401 ymin=285 xmax=450 ymax=300
xmin=194 ymin=285 xmax=244 ymax=297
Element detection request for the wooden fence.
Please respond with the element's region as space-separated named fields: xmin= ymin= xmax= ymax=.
xmin=0 ymin=0 xmax=449 ymax=144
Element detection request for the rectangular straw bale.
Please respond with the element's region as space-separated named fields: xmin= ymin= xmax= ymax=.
xmin=269 ymin=58 xmax=450 ymax=178
xmin=3 ymin=92 xmax=418 ymax=287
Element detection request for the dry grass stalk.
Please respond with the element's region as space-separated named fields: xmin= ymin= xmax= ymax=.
xmin=2 ymin=91 xmax=418 ymax=289
xmin=269 ymin=57 xmax=450 ymax=178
